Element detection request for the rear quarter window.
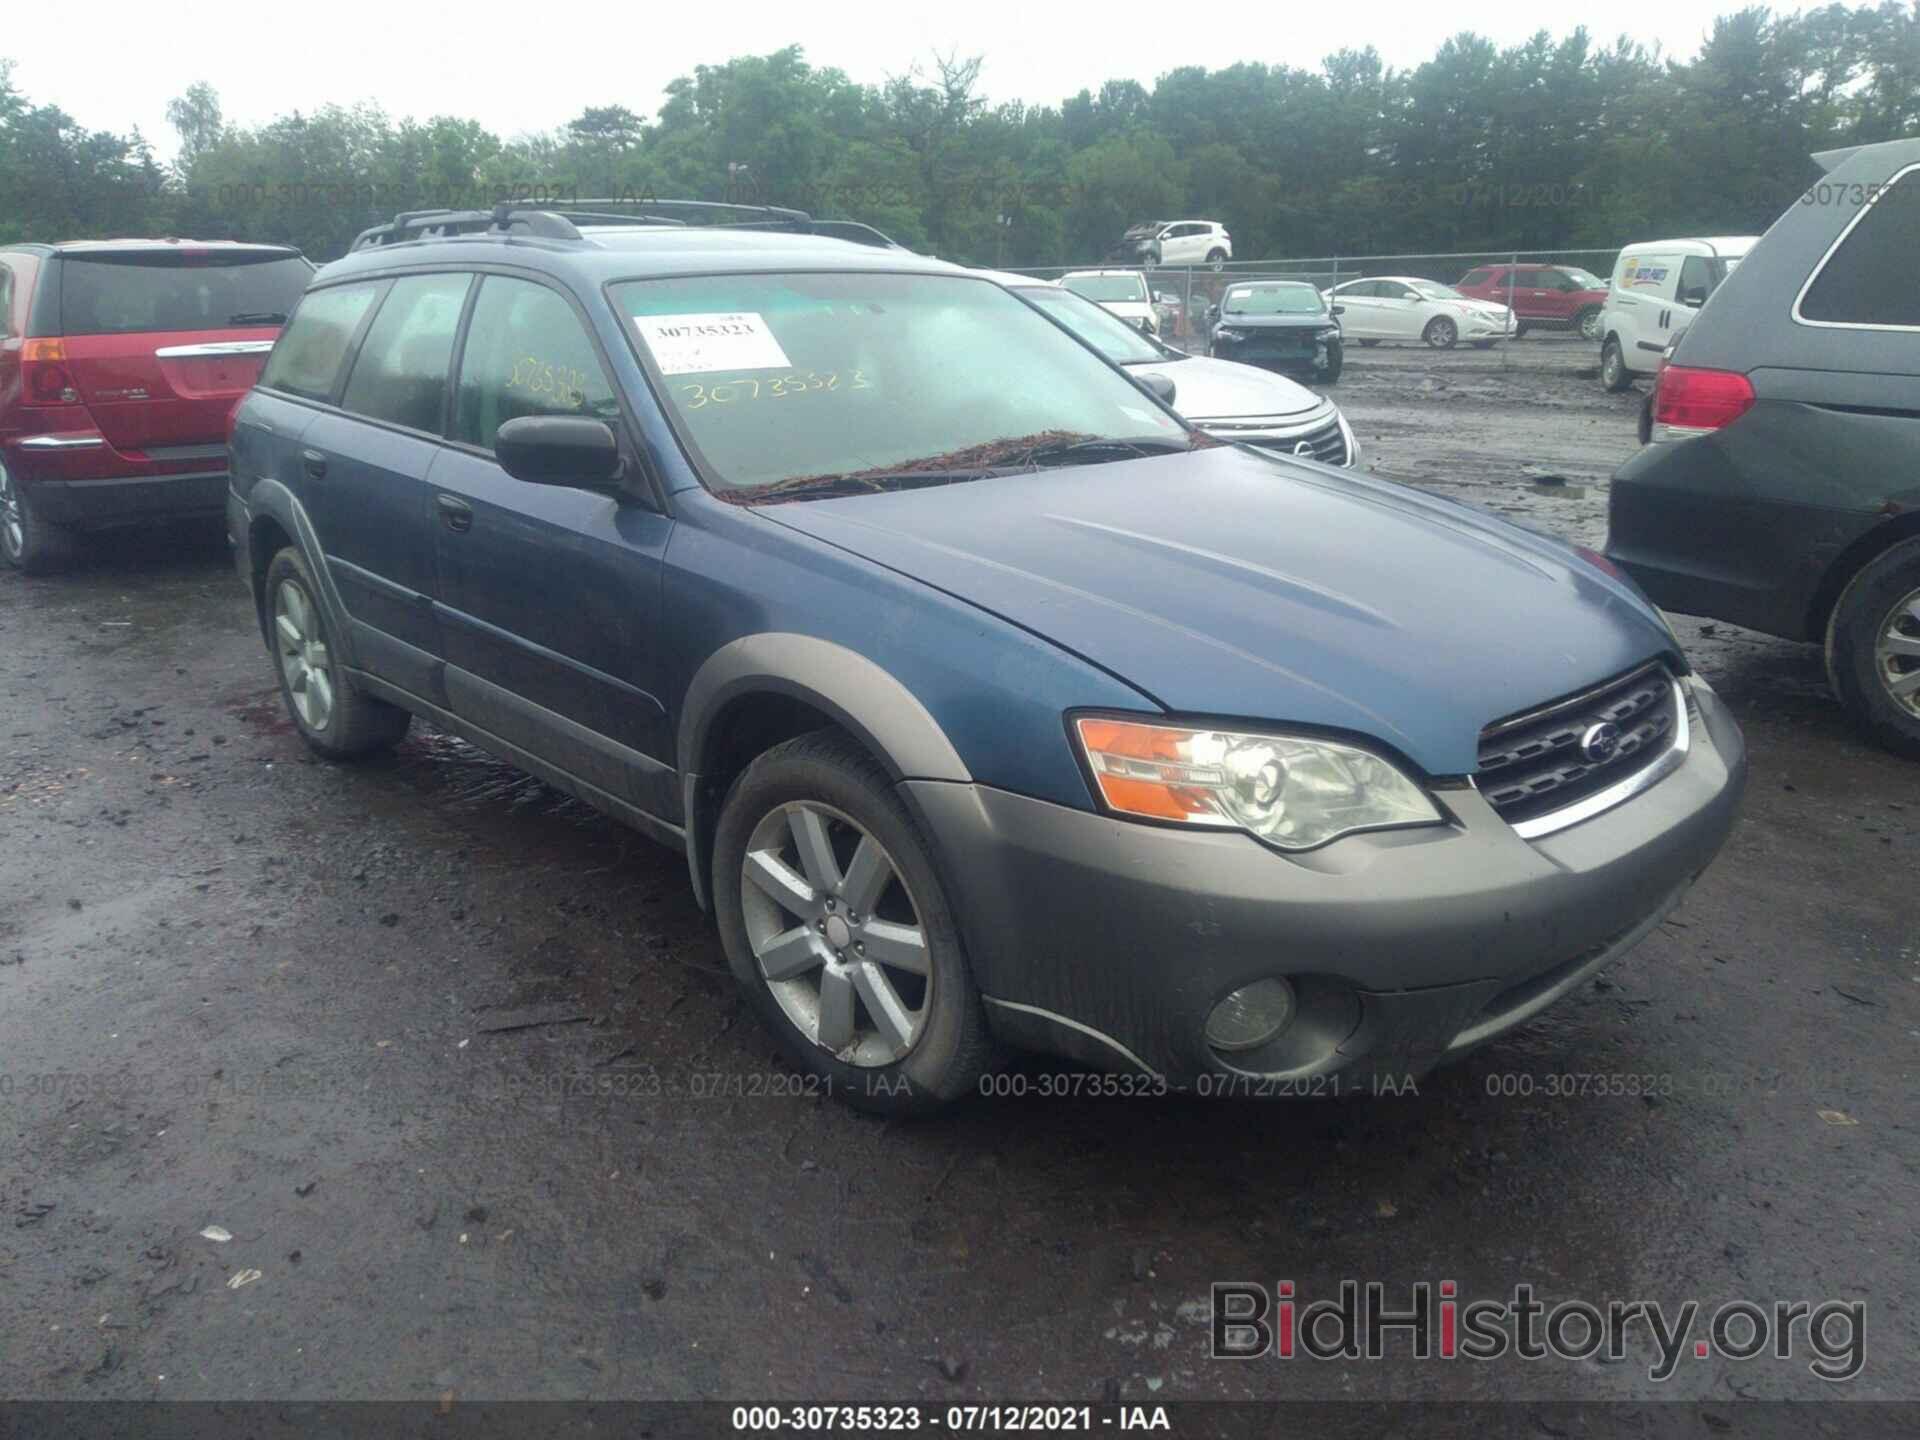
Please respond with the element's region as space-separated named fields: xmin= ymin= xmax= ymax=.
xmin=1798 ymin=167 xmax=1920 ymax=328
xmin=1458 ymin=269 xmax=1492 ymax=287
xmin=260 ymin=282 xmax=384 ymax=403
xmin=58 ymin=252 xmax=311 ymax=336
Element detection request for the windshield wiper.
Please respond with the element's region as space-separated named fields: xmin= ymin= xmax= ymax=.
xmin=720 ymin=470 xmax=1000 ymax=506
xmin=1016 ymin=436 xmax=1195 ymax=468
xmin=228 ymin=311 xmax=288 ymax=325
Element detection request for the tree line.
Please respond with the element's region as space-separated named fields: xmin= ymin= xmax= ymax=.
xmin=2 ymin=4 xmax=1915 ymax=266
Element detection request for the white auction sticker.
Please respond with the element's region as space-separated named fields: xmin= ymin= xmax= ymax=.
xmin=632 ymin=312 xmax=794 ymax=376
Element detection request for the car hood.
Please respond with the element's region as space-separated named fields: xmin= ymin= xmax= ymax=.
xmin=760 ymin=447 xmax=1675 ymax=777
xmin=1132 ymin=355 xmax=1324 ymax=420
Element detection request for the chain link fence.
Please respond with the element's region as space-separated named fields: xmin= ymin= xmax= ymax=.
xmin=1005 ymin=249 xmax=1622 ymax=356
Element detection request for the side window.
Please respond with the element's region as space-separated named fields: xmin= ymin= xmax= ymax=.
xmin=1677 ymin=256 xmax=1717 ymax=307
xmin=1387 ymin=283 xmax=1417 ymax=300
xmin=453 ymin=276 xmax=619 ymax=452
xmin=1800 ymin=169 xmax=1920 ymax=328
xmin=0 ymin=264 xmax=14 ymax=339
xmin=261 ymin=282 xmax=383 ymax=403
xmin=340 ymin=273 xmax=472 ymax=433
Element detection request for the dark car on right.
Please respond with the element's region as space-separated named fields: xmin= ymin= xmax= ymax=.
xmin=1607 ymin=136 xmax=1920 ymax=756
xmin=1207 ymin=281 xmax=1345 ymax=383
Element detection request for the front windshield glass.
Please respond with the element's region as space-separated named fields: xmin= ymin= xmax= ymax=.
xmin=1410 ymin=281 xmax=1465 ymax=300
xmin=614 ymin=272 xmax=1189 ymax=495
xmin=1062 ymin=273 xmax=1149 ymax=303
xmin=1222 ymin=283 xmax=1325 ymax=316
xmin=1018 ymin=285 xmax=1169 ymax=366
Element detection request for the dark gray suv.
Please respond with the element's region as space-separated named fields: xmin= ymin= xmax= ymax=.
xmin=1608 ymin=136 xmax=1920 ymax=756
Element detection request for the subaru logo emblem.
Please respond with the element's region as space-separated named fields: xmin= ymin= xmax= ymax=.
xmin=1293 ymin=441 xmax=1314 ymax=457
xmin=1579 ymin=722 xmax=1621 ymax=763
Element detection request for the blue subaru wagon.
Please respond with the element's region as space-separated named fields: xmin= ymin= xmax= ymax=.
xmin=227 ymin=203 xmax=1746 ymax=1112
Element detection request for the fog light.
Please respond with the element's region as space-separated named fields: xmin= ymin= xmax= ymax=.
xmin=1205 ymin=979 xmax=1296 ymax=1052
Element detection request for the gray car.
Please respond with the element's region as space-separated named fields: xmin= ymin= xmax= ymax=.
xmin=1607 ymin=136 xmax=1920 ymax=756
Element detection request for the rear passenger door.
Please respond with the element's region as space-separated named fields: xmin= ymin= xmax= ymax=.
xmin=426 ymin=273 xmax=678 ymax=822
xmin=297 ymin=272 xmax=472 ymax=689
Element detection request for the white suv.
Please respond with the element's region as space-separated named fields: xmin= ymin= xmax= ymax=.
xmin=1117 ymin=220 xmax=1233 ymax=269
xmin=1599 ymin=236 xmax=1758 ymax=391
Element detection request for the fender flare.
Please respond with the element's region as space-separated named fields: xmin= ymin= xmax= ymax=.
xmin=238 ymin=480 xmax=360 ymax=670
xmin=676 ymin=633 xmax=970 ymax=908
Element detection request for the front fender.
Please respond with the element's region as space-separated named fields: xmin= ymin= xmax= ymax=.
xmin=676 ymin=633 xmax=971 ymax=908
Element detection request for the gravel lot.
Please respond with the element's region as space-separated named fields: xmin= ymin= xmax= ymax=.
xmin=2 ymin=335 xmax=1915 ymax=1410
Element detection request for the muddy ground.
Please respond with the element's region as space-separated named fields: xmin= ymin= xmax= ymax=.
xmin=1 ymin=335 xmax=1915 ymax=1410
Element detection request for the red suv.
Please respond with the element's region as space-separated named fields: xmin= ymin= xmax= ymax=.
xmin=0 ymin=240 xmax=311 ymax=573
xmin=1455 ymin=263 xmax=1609 ymax=341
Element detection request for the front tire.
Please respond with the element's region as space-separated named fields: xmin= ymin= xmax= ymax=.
xmin=1827 ymin=539 xmax=1920 ymax=759
xmin=1319 ymin=343 xmax=1344 ymax=384
xmin=1601 ymin=337 xmax=1633 ymax=392
xmin=263 ymin=547 xmax=411 ymax=759
xmin=0 ymin=458 xmax=78 ymax=575
xmin=712 ymin=730 xmax=995 ymax=1115
xmin=1423 ymin=316 xmax=1458 ymax=349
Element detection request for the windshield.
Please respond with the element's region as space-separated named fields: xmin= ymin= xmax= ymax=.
xmin=59 ymin=251 xmax=310 ymax=335
xmin=1410 ymin=281 xmax=1465 ymax=300
xmin=1223 ymin=284 xmax=1325 ymax=316
xmin=1062 ymin=273 xmax=1149 ymax=303
xmin=1123 ymin=223 xmax=1169 ymax=239
xmin=615 ymin=272 xmax=1190 ymax=495
xmin=1017 ymin=285 xmax=1170 ymax=366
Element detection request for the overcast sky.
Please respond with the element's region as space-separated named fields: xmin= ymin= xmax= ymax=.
xmin=10 ymin=0 xmax=1750 ymax=161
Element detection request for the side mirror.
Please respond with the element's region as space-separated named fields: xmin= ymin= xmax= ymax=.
xmin=1330 ymin=304 xmax=1345 ymax=317
xmin=1207 ymin=302 xmax=1221 ymax=321
xmin=1134 ymin=372 xmax=1177 ymax=406
xmin=495 ymin=415 xmax=622 ymax=489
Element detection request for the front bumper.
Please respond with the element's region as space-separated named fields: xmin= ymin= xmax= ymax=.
xmin=908 ymin=680 xmax=1745 ymax=1087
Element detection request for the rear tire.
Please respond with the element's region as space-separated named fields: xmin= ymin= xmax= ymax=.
xmin=1827 ymin=539 xmax=1920 ymax=759
xmin=0 ymin=459 xmax=79 ymax=575
xmin=712 ymin=729 xmax=996 ymax=1115
xmin=1206 ymin=248 xmax=1227 ymax=271
xmin=263 ymin=547 xmax=411 ymax=760
xmin=1577 ymin=306 xmax=1603 ymax=341
xmin=1601 ymin=337 xmax=1634 ymax=392
xmin=1423 ymin=316 xmax=1458 ymax=349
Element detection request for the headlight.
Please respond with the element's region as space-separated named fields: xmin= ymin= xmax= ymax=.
xmin=1212 ymin=326 xmax=1247 ymax=342
xmin=1072 ymin=717 xmax=1441 ymax=850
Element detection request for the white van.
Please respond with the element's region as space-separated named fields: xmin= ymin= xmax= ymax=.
xmin=1598 ymin=236 xmax=1759 ymax=390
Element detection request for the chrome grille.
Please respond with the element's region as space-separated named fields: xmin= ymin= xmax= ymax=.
xmin=1477 ymin=664 xmax=1678 ymax=826
xmin=1248 ymin=417 xmax=1348 ymax=467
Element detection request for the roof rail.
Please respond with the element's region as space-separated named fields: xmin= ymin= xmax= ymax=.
xmin=349 ymin=197 xmax=817 ymax=252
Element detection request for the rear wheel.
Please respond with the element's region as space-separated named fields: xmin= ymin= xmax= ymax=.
xmin=1601 ymin=337 xmax=1634 ymax=392
xmin=1423 ymin=316 xmax=1458 ymax=349
xmin=0 ymin=459 xmax=78 ymax=575
xmin=1206 ymin=248 xmax=1227 ymax=271
xmin=1827 ymin=539 xmax=1920 ymax=759
xmin=712 ymin=730 xmax=994 ymax=1115
xmin=1577 ymin=306 xmax=1604 ymax=341
xmin=264 ymin=547 xmax=411 ymax=759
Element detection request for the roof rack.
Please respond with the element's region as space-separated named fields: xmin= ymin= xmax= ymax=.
xmin=349 ymin=197 xmax=815 ymax=252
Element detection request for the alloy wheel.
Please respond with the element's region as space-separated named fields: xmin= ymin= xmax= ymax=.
xmin=274 ymin=577 xmax=335 ymax=731
xmin=1602 ymin=344 xmax=1622 ymax=387
xmin=0 ymin=461 xmax=22 ymax=561
xmin=1876 ymin=586 xmax=1920 ymax=718
xmin=739 ymin=801 xmax=931 ymax=1067
xmin=1426 ymin=318 xmax=1456 ymax=348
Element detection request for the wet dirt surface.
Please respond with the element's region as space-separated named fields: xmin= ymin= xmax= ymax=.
xmin=2 ymin=340 xmax=1916 ymax=1407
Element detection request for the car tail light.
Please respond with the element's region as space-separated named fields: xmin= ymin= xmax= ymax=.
xmin=1653 ymin=365 xmax=1754 ymax=431
xmin=22 ymin=339 xmax=80 ymax=405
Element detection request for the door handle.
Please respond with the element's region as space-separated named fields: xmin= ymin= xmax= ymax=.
xmin=435 ymin=494 xmax=473 ymax=534
xmin=301 ymin=449 xmax=327 ymax=480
